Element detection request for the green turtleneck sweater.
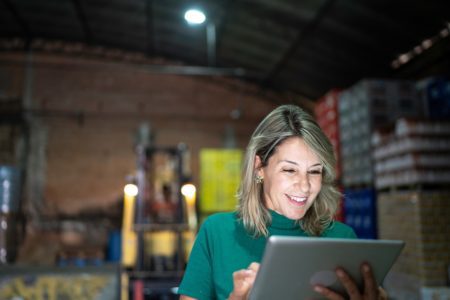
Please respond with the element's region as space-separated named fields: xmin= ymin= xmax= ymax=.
xmin=177 ymin=210 xmax=356 ymax=300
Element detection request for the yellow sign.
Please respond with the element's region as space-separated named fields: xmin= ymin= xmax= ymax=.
xmin=200 ymin=149 xmax=242 ymax=212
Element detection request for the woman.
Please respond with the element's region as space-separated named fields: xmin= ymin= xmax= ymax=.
xmin=178 ymin=105 xmax=386 ymax=300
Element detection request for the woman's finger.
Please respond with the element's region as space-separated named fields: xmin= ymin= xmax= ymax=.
xmin=360 ymin=263 xmax=378 ymax=300
xmin=335 ymin=268 xmax=362 ymax=300
xmin=233 ymin=269 xmax=254 ymax=286
xmin=313 ymin=285 xmax=345 ymax=300
xmin=245 ymin=262 xmax=260 ymax=286
xmin=378 ymin=287 xmax=388 ymax=300
xmin=247 ymin=262 xmax=260 ymax=272
xmin=230 ymin=267 xmax=258 ymax=299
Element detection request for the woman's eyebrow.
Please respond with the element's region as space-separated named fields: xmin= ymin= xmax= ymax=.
xmin=279 ymin=160 xmax=322 ymax=168
xmin=279 ymin=159 xmax=299 ymax=166
xmin=309 ymin=163 xmax=323 ymax=168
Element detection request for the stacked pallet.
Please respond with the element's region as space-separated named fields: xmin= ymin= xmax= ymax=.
xmin=338 ymin=79 xmax=423 ymax=239
xmin=416 ymin=77 xmax=450 ymax=120
xmin=378 ymin=190 xmax=450 ymax=287
xmin=314 ymin=90 xmax=344 ymax=221
xmin=343 ymin=188 xmax=377 ymax=239
xmin=373 ymin=118 xmax=450 ymax=189
xmin=314 ymin=89 xmax=342 ymax=179
xmin=374 ymin=118 xmax=450 ymax=292
xmin=339 ymin=79 xmax=422 ymax=186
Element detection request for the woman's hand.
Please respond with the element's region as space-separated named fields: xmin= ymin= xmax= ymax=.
xmin=313 ymin=263 xmax=388 ymax=300
xmin=228 ymin=262 xmax=260 ymax=300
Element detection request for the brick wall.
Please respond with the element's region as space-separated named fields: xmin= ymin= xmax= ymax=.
xmin=1 ymin=52 xmax=279 ymax=215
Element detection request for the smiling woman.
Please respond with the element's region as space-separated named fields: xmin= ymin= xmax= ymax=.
xmin=177 ymin=105 xmax=387 ymax=300
xmin=255 ymin=137 xmax=323 ymax=221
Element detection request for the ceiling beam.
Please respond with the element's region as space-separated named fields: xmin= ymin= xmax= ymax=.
xmin=290 ymin=48 xmax=362 ymax=79
xmin=320 ymin=18 xmax=392 ymax=59
xmin=236 ymin=0 xmax=311 ymax=29
xmin=145 ymin=0 xmax=154 ymax=57
xmin=392 ymin=37 xmax=450 ymax=79
xmin=0 ymin=55 xmax=257 ymax=78
xmin=2 ymin=0 xmax=31 ymax=47
xmin=214 ymin=0 xmax=236 ymax=63
xmin=71 ymin=0 xmax=93 ymax=44
xmin=342 ymin=1 xmax=428 ymax=43
xmin=262 ymin=0 xmax=336 ymax=85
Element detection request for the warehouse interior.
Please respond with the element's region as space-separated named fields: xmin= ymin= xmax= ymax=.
xmin=0 ymin=0 xmax=450 ymax=299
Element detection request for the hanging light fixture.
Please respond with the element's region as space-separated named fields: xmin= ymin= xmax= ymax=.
xmin=184 ymin=9 xmax=206 ymax=25
xmin=184 ymin=8 xmax=216 ymax=66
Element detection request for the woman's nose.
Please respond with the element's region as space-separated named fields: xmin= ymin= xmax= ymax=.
xmin=297 ymin=175 xmax=310 ymax=193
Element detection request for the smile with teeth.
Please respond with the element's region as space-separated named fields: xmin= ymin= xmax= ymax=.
xmin=287 ymin=194 xmax=307 ymax=203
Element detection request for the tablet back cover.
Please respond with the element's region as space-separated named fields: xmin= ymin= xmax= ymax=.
xmin=249 ymin=236 xmax=404 ymax=300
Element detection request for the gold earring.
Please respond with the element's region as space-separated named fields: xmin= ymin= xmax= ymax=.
xmin=255 ymin=175 xmax=263 ymax=184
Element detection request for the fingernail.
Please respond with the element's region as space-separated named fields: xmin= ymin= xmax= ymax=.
xmin=336 ymin=269 xmax=345 ymax=278
xmin=314 ymin=286 xmax=323 ymax=293
xmin=363 ymin=264 xmax=370 ymax=273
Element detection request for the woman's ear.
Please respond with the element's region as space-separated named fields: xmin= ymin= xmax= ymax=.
xmin=254 ymin=155 xmax=263 ymax=176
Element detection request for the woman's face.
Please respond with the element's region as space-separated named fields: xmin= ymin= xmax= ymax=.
xmin=257 ymin=136 xmax=323 ymax=220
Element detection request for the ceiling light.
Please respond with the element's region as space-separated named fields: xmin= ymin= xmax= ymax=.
xmin=391 ymin=22 xmax=449 ymax=69
xmin=413 ymin=45 xmax=423 ymax=55
xmin=398 ymin=53 xmax=411 ymax=64
xmin=184 ymin=9 xmax=206 ymax=25
xmin=421 ymin=38 xmax=433 ymax=49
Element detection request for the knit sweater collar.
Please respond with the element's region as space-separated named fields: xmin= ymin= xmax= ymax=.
xmin=269 ymin=209 xmax=301 ymax=230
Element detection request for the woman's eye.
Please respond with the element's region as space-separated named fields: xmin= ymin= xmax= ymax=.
xmin=308 ymin=169 xmax=322 ymax=175
xmin=283 ymin=169 xmax=295 ymax=173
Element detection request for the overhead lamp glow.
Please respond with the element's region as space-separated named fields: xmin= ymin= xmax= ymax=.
xmin=391 ymin=23 xmax=449 ymax=70
xmin=413 ymin=45 xmax=423 ymax=55
xmin=124 ymin=184 xmax=138 ymax=197
xmin=184 ymin=9 xmax=206 ymax=25
xmin=440 ymin=28 xmax=449 ymax=38
xmin=181 ymin=183 xmax=196 ymax=199
xmin=398 ymin=53 xmax=411 ymax=64
xmin=421 ymin=38 xmax=433 ymax=49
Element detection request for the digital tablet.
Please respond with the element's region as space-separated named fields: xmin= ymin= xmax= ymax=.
xmin=249 ymin=236 xmax=405 ymax=300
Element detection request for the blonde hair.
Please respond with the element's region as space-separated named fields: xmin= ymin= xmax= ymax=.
xmin=237 ymin=104 xmax=340 ymax=237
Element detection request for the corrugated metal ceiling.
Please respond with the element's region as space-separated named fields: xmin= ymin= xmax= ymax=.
xmin=1 ymin=0 xmax=449 ymax=101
